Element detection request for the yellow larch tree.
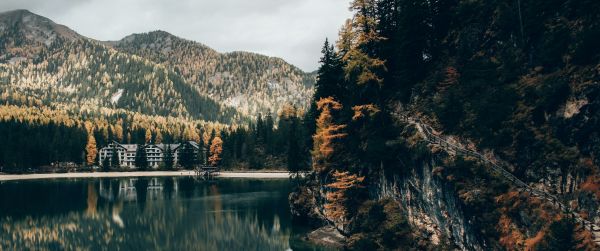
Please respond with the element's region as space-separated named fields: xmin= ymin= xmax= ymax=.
xmin=312 ymin=97 xmax=347 ymax=174
xmin=209 ymin=136 xmax=223 ymax=167
xmin=324 ymin=170 xmax=365 ymax=221
xmin=84 ymin=122 xmax=97 ymax=166
xmin=145 ymin=128 xmax=152 ymax=144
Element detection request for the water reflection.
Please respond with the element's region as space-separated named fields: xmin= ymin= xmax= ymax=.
xmin=0 ymin=177 xmax=324 ymax=250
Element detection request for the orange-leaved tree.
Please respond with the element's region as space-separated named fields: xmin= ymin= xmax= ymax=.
xmin=209 ymin=136 xmax=223 ymax=166
xmin=324 ymin=170 xmax=365 ymax=221
xmin=84 ymin=121 xmax=97 ymax=166
xmin=312 ymin=97 xmax=347 ymax=174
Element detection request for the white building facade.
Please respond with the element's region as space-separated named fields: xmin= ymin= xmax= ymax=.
xmin=98 ymin=141 xmax=202 ymax=169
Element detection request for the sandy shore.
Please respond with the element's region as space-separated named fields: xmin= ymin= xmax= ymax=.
xmin=0 ymin=170 xmax=294 ymax=181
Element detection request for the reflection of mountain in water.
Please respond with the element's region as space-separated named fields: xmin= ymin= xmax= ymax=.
xmin=0 ymin=178 xmax=292 ymax=251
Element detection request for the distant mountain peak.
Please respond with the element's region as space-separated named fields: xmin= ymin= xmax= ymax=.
xmin=0 ymin=9 xmax=32 ymax=15
xmin=0 ymin=9 xmax=81 ymax=49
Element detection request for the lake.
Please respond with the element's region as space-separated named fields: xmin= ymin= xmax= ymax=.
xmin=0 ymin=177 xmax=326 ymax=251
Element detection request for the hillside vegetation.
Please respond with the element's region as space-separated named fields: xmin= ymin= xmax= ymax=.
xmin=110 ymin=31 xmax=314 ymax=118
xmin=292 ymin=0 xmax=600 ymax=250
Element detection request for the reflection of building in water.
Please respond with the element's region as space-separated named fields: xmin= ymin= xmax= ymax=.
xmin=2 ymin=179 xmax=292 ymax=251
xmin=148 ymin=178 xmax=163 ymax=191
xmin=99 ymin=178 xmax=182 ymax=202
xmin=118 ymin=179 xmax=137 ymax=201
xmin=147 ymin=178 xmax=164 ymax=200
xmin=98 ymin=180 xmax=115 ymax=201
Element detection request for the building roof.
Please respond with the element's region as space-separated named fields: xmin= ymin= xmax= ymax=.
xmin=186 ymin=141 xmax=200 ymax=149
xmin=120 ymin=144 xmax=138 ymax=152
xmin=154 ymin=143 xmax=180 ymax=151
xmin=102 ymin=141 xmax=203 ymax=152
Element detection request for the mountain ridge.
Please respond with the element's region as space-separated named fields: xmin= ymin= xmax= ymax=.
xmin=108 ymin=29 xmax=315 ymax=117
xmin=0 ymin=9 xmax=314 ymax=122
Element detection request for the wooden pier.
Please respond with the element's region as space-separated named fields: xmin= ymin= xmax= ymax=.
xmin=195 ymin=165 xmax=220 ymax=178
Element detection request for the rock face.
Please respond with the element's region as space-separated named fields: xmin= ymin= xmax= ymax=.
xmin=375 ymin=158 xmax=485 ymax=250
xmin=288 ymin=184 xmax=327 ymax=228
xmin=306 ymin=226 xmax=346 ymax=249
xmin=291 ymin=160 xmax=485 ymax=250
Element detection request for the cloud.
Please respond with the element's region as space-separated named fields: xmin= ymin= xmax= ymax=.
xmin=0 ymin=0 xmax=352 ymax=71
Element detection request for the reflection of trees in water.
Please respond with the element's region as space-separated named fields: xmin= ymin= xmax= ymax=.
xmin=163 ymin=177 xmax=175 ymax=200
xmin=0 ymin=178 xmax=291 ymax=251
xmin=135 ymin=178 xmax=149 ymax=212
xmin=85 ymin=182 xmax=98 ymax=218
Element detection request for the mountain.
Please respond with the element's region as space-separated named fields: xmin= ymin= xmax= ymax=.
xmin=0 ymin=10 xmax=314 ymax=124
xmin=108 ymin=30 xmax=314 ymax=118
xmin=0 ymin=9 xmax=80 ymax=53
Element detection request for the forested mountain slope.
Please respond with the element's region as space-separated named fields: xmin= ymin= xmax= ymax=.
xmin=109 ymin=31 xmax=315 ymax=118
xmin=0 ymin=9 xmax=314 ymax=123
xmin=0 ymin=9 xmax=239 ymax=123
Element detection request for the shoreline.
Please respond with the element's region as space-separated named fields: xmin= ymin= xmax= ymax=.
xmin=0 ymin=170 xmax=294 ymax=181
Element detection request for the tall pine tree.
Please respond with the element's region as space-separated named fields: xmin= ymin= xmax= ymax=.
xmin=134 ymin=144 xmax=148 ymax=170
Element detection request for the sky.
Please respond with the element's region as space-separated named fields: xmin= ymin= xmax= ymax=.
xmin=0 ymin=0 xmax=353 ymax=71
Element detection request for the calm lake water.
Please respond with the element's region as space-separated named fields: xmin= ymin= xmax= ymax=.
xmin=0 ymin=177 xmax=326 ymax=251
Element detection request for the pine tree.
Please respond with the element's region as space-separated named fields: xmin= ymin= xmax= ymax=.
xmin=537 ymin=218 xmax=580 ymax=251
xmin=197 ymin=139 xmax=205 ymax=165
xmin=110 ymin=146 xmax=120 ymax=169
xmin=178 ymin=143 xmax=195 ymax=170
xmin=163 ymin=144 xmax=174 ymax=170
xmin=287 ymin=116 xmax=301 ymax=174
xmin=344 ymin=0 xmax=387 ymax=102
xmin=307 ymin=39 xmax=346 ymax=142
xmin=134 ymin=144 xmax=148 ymax=170
xmin=315 ymin=39 xmax=345 ymax=100
xmin=101 ymin=155 xmax=110 ymax=171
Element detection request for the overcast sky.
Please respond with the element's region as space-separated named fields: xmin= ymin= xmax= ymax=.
xmin=0 ymin=0 xmax=352 ymax=71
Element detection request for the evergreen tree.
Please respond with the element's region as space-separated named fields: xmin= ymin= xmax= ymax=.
xmin=110 ymin=146 xmax=120 ymax=169
xmin=134 ymin=144 xmax=148 ymax=170
xmin=197 ymin=139 xmax=205 ymax=165
xmin=287 ymin=116 xmax=301 ymax=174
xmin=306 ymin=39 xmax=346 ymax=144
xmin=315 ymin=39 xmax=345 ymax=101
xmin=101 ymin=155 xmax=110 ymax=171
xmin=178 ymin=143 xmax=195 ymax=170
xmin=163 ymin=144 xmax=174 ymax=170
xmin=536 ymin=218 xmax=580 ymax=251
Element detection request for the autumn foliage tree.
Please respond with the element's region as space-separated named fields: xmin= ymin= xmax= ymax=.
xmin=312 ymin=97 xmax=347 ymax=174
xmin=84 ymin=122 xmax=97 ymax=166
xmin=325 ymin=170 xmax=365 ymax=226
xmin=209 ymin=136 xmax=223 ymax=167
xmin=145 ymin=129 xmax=152 ymax=144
